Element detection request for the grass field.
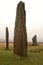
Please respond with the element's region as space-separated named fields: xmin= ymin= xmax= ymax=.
xmin=0 ymin=43 xmax=43 ymax=65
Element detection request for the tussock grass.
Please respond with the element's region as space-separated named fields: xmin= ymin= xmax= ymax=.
xmin=0 ymin=43 xmax=43 ymax=65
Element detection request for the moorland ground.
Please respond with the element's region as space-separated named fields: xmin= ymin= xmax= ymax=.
xmin=0 ymin=43 xmax=43 ymax=65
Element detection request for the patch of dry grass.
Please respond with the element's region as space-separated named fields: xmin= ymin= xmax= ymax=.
xmin=0 ymin=43 xmax=13 ymax=48
xmin=28 ymin=43 xmax=43 ymax=52
xmin=0 ymin=42 xmax=43 ymax=51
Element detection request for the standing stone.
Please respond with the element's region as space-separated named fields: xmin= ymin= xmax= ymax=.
xmin=32 ymin=35 xmax=38 ymax=46
xmin=6 ymin=27 xmax=9 ymax=49
xmin=13 ymin=1 xmax=27 ymax=57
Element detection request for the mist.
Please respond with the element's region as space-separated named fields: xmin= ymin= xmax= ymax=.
xmin=0 ymin=0 xmax=43 ymax=42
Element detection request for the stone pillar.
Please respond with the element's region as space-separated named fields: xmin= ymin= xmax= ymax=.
xmin=6 ymin=27 xmax=9 ymax=49
xmin=32 ymin=35 xmax=38 ymax=46
xmin=13 ymin=1 xmax=27 ymax=57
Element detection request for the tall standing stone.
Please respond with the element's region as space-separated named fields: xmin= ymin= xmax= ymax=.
xmin=14 ymin=1 xmax=27 ymax=57
xmin=32 ymin=35 xmax=38 ymax=46
xmin=6 ymin=27 xmax=9 ymax=49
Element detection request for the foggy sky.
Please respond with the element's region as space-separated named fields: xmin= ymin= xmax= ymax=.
xmin=0 ymin=0 xmax=43 ymax=42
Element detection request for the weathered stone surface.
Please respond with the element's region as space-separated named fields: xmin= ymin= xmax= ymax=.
xmin=32 ymin=35 xmax=38 ymax=46
xmin=6 ymin=27 xmax=9 ymax=49
xmin=13 ymin=1 xmax=27 ymax=57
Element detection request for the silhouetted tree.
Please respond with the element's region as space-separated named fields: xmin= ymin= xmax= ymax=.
xmin=6 ymin=27 xmax=9 ymax=49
